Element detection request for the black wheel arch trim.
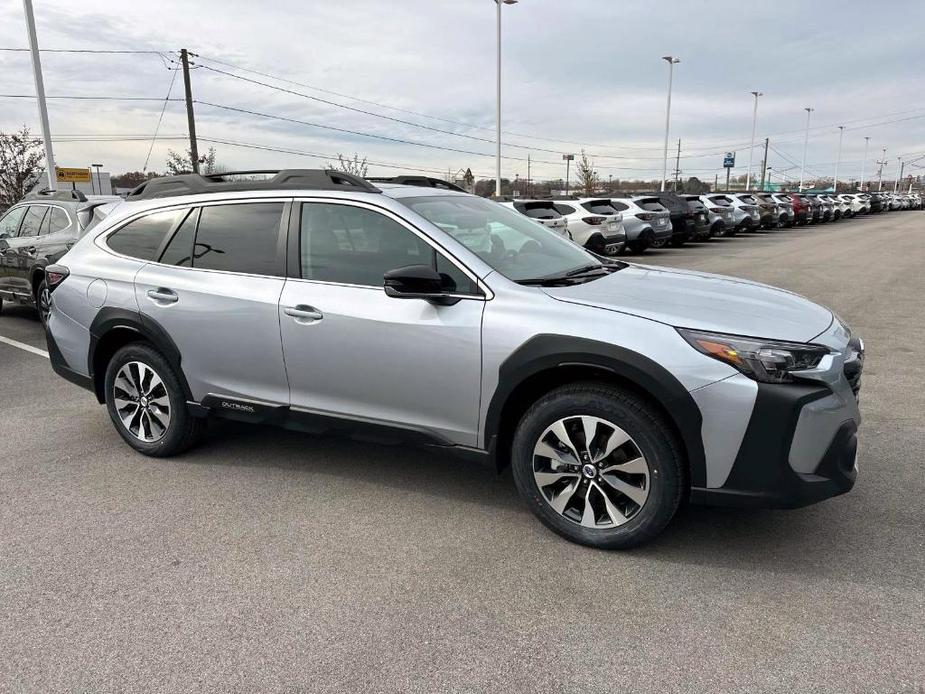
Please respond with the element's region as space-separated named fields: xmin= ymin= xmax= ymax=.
xmin=88 ymin=307 xmax=192 ymax=404
xmin=484 ymin=334 xmax=707 ymax=486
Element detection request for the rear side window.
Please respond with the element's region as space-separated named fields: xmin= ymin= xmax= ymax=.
xmin=610 ymin=201 xmax=629 ymax=211
xmin=193 ymin=203 xmax=284 ymax=276
xmin=515 ymin=202 xmax=560 ymax=220
xmin=41 ymin=207 xmax=70 ymax=234
xmin=107 ymin=209 xmax=183 ymax=260
xmin=581 ymin=201 xmax=618 ymax=215
xmin=18 ymin=206 xmax=47 ymax=238
xmin=0 ymin=206 xmax=27 ymax=237
xmin=708 ymin=196 xmax=731 ymax=206
xmin=637 ymin=198 xmax=667 ymax=212
xmin=553 ymin=204 xmax=576 ymax=215
xmin=737 ymin=195 xmax=757 ymax=204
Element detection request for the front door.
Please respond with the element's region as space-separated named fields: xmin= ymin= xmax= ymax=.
xmin=0 ymin=205 xmax=46 ymax=297
xmin=278 ymin=200 xmax=485 ymax=446
xmin=130 ymin=201 xmax=291 ymax=404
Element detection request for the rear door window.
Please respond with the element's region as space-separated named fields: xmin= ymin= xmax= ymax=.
xmin=159 ymin=208 xmax=199 ymax=267
xmin=581 ymin=200 xmax=618 ymax=215
xmin=708 ymin=196 xmax=732 ymax=206
xmin=107 ymin=209 xmax=184 ymax=260
xmin=192 ymin=202 xmax=284 ymax=276
xmin=553 ymin=204 xmax=576 ymax=215
xmin=515 ymin=202 xmax=561 ymax=220
xmin=18 ymin=206 xmax=47 ymax=238
xmin=737 ymin=195 xmax=757 ymax=204
xmin=637 ymin=198 xmax=667 ymax=212
xmin=41 ymin=207 xmax=70 ymax=235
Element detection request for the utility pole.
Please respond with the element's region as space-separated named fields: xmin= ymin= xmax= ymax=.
xmin=859 ymin=136 xmax=870 ymax=192
xmin=832 ymin=126 xmax=845 ymax=192
xmin=563 ymin=154 xmax=574 ymax=195
xmin=713 ymin=172 xmax=718 ymax=191
xmin=23 ymin=0 xmax=56 ymax=190
xmin=894 ymin=158 xmax=904 ymax=193
xmin=526 ymin=153 xmax=531 ymax=197
xmin=759 ymin=137 xmax=769 ymax=190
xmin=674 ymin=138 xmax=681 ymax=191
xmin=745 ymin=90 xmax=762 ymax=190
xmin=180 ymin=48 xmax=200 ymax=174
xmin=725 ymin=166 xmax=731 ymax=192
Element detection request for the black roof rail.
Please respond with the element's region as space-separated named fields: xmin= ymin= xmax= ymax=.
xmin=126 ymin=169 xmax=381 ymax=201
xmin=366 ymin=175 xmax=466 ymax=192
xmin=26 ymin=188 xmax=88 ymax=203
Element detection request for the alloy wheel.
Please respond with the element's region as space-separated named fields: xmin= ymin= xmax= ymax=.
xmin=112 ymin=361 xmax=171 ymax=442
xmin=532 ymin=415 xmax=650 ymax=528
xmin=38 ymin=285 xmax=51 ymax=325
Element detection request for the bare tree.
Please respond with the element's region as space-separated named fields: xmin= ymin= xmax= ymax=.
xmin=0 ymin=126 xmax=44 ymax=211
xmin=575 ymin=149 xmax=599 ymax=196
xmin=165 ymin=146 xmax=221 ymax=176
xmin=327 ymin=153 xmax=368 ymax=177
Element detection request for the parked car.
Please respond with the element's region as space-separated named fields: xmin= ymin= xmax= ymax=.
xmin=800 ymin=194 xmax=822 ymax=224
xmin=702 ymin=194 xmax=740 ymax=235
xmin=836 ymin=194 xmax=861 ymax=218
xmin=552 ymin=198 xmax=626 ymax=255
xmin=779 ymin=193 xmax=808 ymax=226
xmin=0 ymin=189 xmax=120 ymax=323
xmin=499 ymin=199 xmax=571 ymax=239
xmin=808 ymin=194 xmax=833 ymax=222
xmin=737 ymin=193 xmax=776 ymax=229
xmin=608 ymin=194 xmax=672 ymax=253
xmin=756 ymin=192 xmax=791 ymax=227
xmin=641 ymin=191 xmax=695 ymax=247
xmin=696 ymin=195 xmax=736 ymax=236
xmin=868 ymin=193 xmax=885 ymax=213
xmin=713 ymin=193 xmax=761 ymax=232
xmin=43 ymin=168 xmax=865 ymax=550
xmin=680 ymin=195 xmax=713 ymax=240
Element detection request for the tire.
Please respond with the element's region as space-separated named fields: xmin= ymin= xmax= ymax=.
xmin=511 ymin=382 xmax=685 ymax=550
xmin=104 ymin=342 xmax=205 ymax=457
xmin=628 ymin=241 xmax=648 ymax=254
xmin=36 ymin=279 xmax=51 ymax=328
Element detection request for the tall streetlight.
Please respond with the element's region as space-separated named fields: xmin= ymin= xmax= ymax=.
xmin=745 ymin=91 xmax=762 ymax=190
xmin=859 ymin=136 xmax=870 ymax=191
xmin=894 ymin=157 xmax=903 ymax=193
xmin=660 ymin=56 xmax=680 ymax=192
xmin=799 ymin=107 xmax=814 ymax=191
xmin=833 ymin=125 xmax=845 ymax=192
xmin=91 ymin=163 xmax=103 ymax=195
xmin=23 ymin=0 xmax=56 ymax=190
xmin=877 ymin=148 xmax=887 ymax=191
xmin=494 ymin=0 xmax=518 ymax=198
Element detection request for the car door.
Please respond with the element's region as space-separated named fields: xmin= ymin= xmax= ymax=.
xmin=278 ymin=199 xmax=485 ymax=446
xmin=1 ymin=204 xmax=46 ymax=295
xmin=36 ymin=205 xmax=77 ymax=267
xmin=122 ymin=201 xmax=290 ymax=405
xmin=0 ymin=205 xmax=29 ymax=293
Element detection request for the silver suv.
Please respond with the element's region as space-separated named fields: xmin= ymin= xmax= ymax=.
xmin=44 ymin=170 xmax=864 ymax=549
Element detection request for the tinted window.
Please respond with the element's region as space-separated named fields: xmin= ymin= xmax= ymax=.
xmin=581 ymin=201 xmax=618 ymax=215
xmin=300 ymin=203 xmax=474 ymax=292
xmin=708 ymin=196 xmax=732 ymax=206
xmin=737 ymin=195 xmax=757 ymax=204
xmin=159 ymin=209 xmax=198 ymax=267
xmin=18 ymin=206 xmax=46 ymax=238
xmin=516 ymin=203 xmax=560 ymax=220
xmin=638 ymin=198 xmax=667 ymax=212
xmin=107 ymin=209 xmax=182 ymax=260
xmin=554 ymin=204 xmax=576 ymax=215
xmin=610 ymin=201 xmax=629 ymax=211
xmin=49 ymin=207 xmax=71 ymax=233
xmin=0 ymin=206 xmax=27 ymax=237
xmin=193 ymin=203 xmax=283 ymax=276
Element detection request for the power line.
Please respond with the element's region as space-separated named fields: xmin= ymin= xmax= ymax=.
xmin=0 ymin=94 xmax=183 ymax=101
xmin=0 ymin=47 xmax=165 ymax=54
xmin=143 ymin=66 xmax=179 ymax=172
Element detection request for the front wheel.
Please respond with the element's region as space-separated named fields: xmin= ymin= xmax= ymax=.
xmin=104 ymin=342 xmax=204 ymax=457
xmin=511 ymin=383 xmax=684 ymax=549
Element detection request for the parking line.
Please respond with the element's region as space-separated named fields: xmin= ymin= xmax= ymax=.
xmin=0 ymin=335 xmax=49 ymax=359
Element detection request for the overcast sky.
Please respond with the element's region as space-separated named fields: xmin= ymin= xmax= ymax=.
xmin=2 ymin=0 xmax=924 ymax=187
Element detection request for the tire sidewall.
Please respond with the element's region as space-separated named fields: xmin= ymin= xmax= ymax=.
xmin=104 ymin=343 xmax=190 ymax=456
xmin=511 ymin=386 xmax=683 ymax=550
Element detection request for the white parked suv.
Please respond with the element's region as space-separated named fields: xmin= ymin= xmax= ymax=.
xmin=551 ymin=198 xmax=626 ymax=256
xmin=498 ymin=199 xmax=571 ymax=239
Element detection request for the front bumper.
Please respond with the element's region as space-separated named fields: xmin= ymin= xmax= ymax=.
xmin=690 ymin=383 xmax=858 ymax=508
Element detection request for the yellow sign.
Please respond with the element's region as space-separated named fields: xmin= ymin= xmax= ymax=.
xmin=55 ymin=167 xmax=91 ymax=183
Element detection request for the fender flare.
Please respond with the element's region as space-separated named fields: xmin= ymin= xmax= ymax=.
xmin=483 ymin=334 xmax=707 ymax=487
xmin=88 ymin=307 xmax=192 ymax=403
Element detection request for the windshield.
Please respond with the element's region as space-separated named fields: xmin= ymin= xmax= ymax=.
xmin=400 ymin=195 xmax=598 ymax=282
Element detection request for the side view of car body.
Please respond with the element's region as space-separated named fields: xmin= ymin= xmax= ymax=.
xmin=0 ymin=189 xmax=119 ymax=323
xmin=552 ymin=198 xmax=626 ymax=255
xmin=44 ymin=170 xmax=864 ymax=550
xmin=697 ymin=194 xmax=736 ymax=236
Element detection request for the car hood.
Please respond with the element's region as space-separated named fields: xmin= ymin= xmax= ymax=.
xmin=542 ymin=264 xmax=833 ymax=342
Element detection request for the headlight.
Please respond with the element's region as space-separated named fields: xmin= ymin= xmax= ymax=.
xmin=677 ymin=328 xmax=830 ymax=383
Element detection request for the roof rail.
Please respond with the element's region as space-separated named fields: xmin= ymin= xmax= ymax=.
xmin=126 ymin=169 xmax=381 ymax=201
xmin=367 ymin=175 xmax=466 ymax=192
xmin=26 ymin=188 xmax=88 ymax=203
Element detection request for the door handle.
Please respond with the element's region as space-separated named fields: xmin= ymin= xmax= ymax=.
xmin=146 ymin=288 xmax=179 ymax=304
xmin=284 ymin=305 xmax=323 ymax=323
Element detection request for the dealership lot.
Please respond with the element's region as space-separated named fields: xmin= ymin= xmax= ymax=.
xmin=1 ymin=213 xmax=923 ymax=692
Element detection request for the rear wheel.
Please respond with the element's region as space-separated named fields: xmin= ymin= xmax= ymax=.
xmin=104 ymin=342 xmax=204 ymax=457
xmin=628 ymin=240 xmax=649 ymax=254
xmin=511 ymin=383 xmax=684 ymax=549
xmin=36 ymin=279 xmax=51 ymax=328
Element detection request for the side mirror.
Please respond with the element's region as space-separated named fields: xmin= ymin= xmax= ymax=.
xmin=383 ymin=265 xmax=460 ymax=306
xmin=0 ymin=233 xmax=9 ymax=240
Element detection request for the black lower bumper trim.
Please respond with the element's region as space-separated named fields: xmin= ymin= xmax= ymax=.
xmin=46 ymin=329 xmax=94 ymax=392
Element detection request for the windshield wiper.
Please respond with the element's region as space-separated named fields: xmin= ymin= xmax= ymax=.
xmin=516 ymin=261 xmax=625 ymax=286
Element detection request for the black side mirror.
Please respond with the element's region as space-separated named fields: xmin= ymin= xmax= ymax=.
xmin=383 ymin=265 xmax=460 ymax=306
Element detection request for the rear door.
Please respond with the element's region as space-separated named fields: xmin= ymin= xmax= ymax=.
xmin=126 ymin=200 xmax=290 ymax=404
xmin=0 ymin=205 xmax=28 ymax=292
xmin=1 ymin=204 xmax=46 ymax=294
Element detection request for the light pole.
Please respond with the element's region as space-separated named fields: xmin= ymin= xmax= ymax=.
xmin=859 ymin=136 xmax=870 ymax=191
xmin=799 ymin=107 xmax=814 ymax=191
xmin=894 ymin=157 xmax=904 ymax=193
xmin=660 ymin=56 xmax=680 ymax=192
xmin=833 ymin=125 xmax=844 ymax=192
xmin=877 ymin=148 xmax=887 ymax=191
xmin=494 ymin=0 xmax=517 ymax=198
xmin=745 ymin=91 xmax=762 ymax=190
xmin=23 ymin=0 xmax=56 ymax=190
xmin=562 ymin=153 xmax=574 ymax=195
xmin=91 ymin=163 xmax=103 ymax=195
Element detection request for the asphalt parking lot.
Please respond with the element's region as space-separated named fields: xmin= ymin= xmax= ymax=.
xmin=1 ymin=213 xmax=923 ymax=693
